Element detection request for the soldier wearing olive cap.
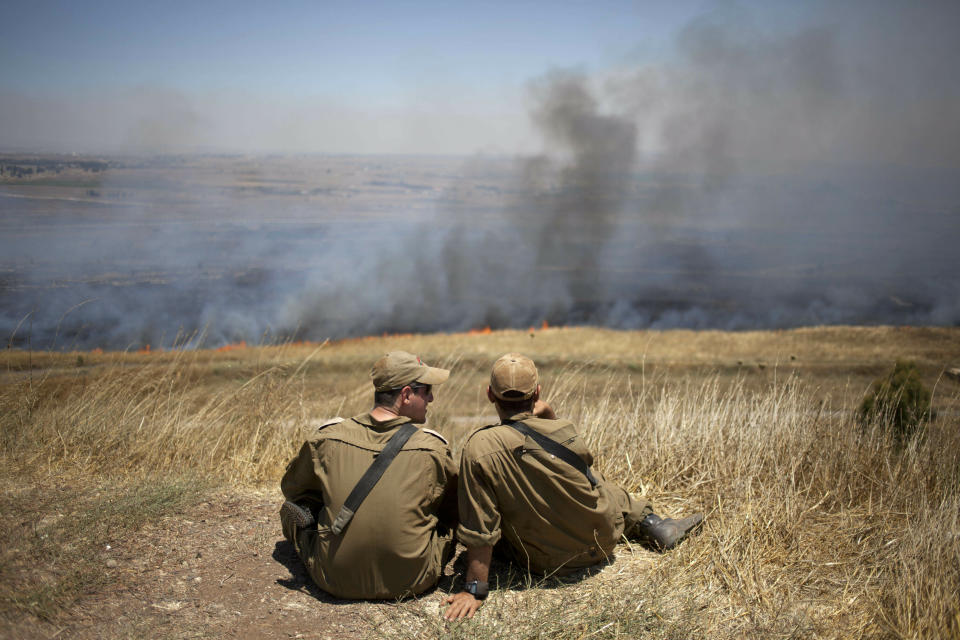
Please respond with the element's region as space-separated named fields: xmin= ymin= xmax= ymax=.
xmin=443 ymin=353 xmax=703 ymax=620
xmin=280 ymin=351 xmax=458 ymax=599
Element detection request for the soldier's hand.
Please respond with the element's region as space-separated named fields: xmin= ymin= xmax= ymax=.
xmin=441 ymin=592 xmax=483 ymax=621
xmin=533 ymin=400 xmax=556 ymax=420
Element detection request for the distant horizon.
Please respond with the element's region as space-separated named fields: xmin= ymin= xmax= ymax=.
xmin=4 ymin=149 xmax=959 ymax=177
xmin=0 ymin=147 xmax=492 ymax=159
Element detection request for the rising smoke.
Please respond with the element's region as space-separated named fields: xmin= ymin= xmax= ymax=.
xmin=2 ymin=3 xmax=959 ymax=349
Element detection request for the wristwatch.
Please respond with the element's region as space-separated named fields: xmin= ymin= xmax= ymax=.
xmin=464 ymin=579 xmax=489 ymax=600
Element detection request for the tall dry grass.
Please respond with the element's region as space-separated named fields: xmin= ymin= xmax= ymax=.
xmin=2 ymin=338 xmax=958 ymax=638
xmin=1 ymin=345 xmax=327 ymax=484
xmin=581 ymin=371 xmax=960 ymax=638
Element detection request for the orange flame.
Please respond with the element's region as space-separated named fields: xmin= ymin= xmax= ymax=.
xmin=467 ymin=326 xmax=492 ymax=335
xmin=137 ymin=344 xmax=151 ymax=354
xmin=216 ymin=341 xmax=247 ymax=352
xmin=541 ymin=320 xmax=549 ymax=329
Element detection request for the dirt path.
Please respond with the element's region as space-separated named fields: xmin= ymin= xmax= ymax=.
xmin=5 ymin=489 xmax=455 ymax=639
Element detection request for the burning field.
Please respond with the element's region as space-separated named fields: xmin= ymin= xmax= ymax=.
xmin=2 ymin=150 xmax=958 ymax=352
xmin=3 ymin=4 xmax=959 ymax=352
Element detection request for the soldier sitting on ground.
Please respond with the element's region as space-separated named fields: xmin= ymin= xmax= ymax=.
xmin=443 ymin=353 xmax=703 ymax=620
xmin=280 ymin=351 xmax=458 ymax=599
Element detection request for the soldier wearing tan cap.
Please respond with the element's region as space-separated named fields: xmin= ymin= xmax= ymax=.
xmin=280 ymin=351 xmax=458 ymax=599
xmin=443 ymin=353 xmax=703 ymax=620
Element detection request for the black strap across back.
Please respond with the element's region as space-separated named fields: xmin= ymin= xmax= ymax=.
xmin=331 ymin=422 xmax=419 ymax=535
xmin=509 ymin=421 xmax=599 ymax=488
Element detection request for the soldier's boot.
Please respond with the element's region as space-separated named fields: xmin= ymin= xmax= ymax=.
xmin=633 ymin=512 xmax=703 ymax=551
xmin=280 ymin=500 xmax=316 ymax=544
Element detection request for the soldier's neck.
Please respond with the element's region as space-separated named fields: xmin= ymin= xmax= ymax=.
xmin=370 ymin=405 xmax=401 ymax=423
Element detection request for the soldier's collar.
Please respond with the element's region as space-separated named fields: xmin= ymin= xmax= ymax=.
xmin=356 ymin=412 xmax=413 ymax=431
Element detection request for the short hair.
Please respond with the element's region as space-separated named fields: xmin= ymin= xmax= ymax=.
xmin=494 ymin=390 xmax=535 ymax=415
xmin=374 ymin=387 xmax=402 ymax=408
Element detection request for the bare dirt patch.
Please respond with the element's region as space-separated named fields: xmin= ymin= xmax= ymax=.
xmin=2 ymin=484 xmax=664 ymax=639
xmin=1 ymin=487 xmax=421 ymax=639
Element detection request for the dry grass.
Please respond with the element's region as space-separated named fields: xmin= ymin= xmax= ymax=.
xmin=0 ymin=476 xmax=204 ymax=622
xmin=2 ymin=326 xmax=959 ymax=638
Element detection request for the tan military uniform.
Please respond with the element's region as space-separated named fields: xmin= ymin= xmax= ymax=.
xmin=281 ymin=413 xmax=457 ymax=599
xmin=456 ymin=412 xmax=652 ymax=575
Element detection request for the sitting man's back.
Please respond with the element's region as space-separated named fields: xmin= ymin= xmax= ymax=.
xmin=458 ymin=412 xmax=628 ymax=573
xmin=443 ymin=353 xmax=702 ymax=620
xmin=280 ymin=351 xmax=457 ymax=599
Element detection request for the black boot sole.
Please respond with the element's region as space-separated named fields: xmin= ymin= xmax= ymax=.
xmin=280 ymin=500 xmax=316 ymax=530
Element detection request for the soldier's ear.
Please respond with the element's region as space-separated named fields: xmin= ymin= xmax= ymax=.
xmin=532 ymin=386 xmax=540 ymax=402
xmin=486 ymin=386 xmax=496 ymax=404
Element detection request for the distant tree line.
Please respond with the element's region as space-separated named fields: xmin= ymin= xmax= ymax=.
xmin=0 ymin=156 xmax=112 ymax=178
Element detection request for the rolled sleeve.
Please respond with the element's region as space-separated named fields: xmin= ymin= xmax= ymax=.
xmin=456 ymin=448 xmax=502 ymax=548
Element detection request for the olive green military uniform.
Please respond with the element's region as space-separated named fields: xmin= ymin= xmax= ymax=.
xmin=456 ymin=412 xmax=652 ymax=575
xmin=281 ymin=413 xmax=457 ymax=599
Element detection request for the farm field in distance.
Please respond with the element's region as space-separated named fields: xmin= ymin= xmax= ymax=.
xmin=2 ymin=325 xmax=959 ymax=639
xmin=0 ymin=152 xmax=505 ymax=350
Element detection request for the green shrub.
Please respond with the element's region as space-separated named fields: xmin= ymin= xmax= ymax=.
xmin=858 ymin=359 xmax=931 ymax=438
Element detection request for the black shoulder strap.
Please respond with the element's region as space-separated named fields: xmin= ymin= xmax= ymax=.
xmin=509 ymin=421 xmax=598 ymax=488
xmin=331 ymin=422 xmax=419 ymax=536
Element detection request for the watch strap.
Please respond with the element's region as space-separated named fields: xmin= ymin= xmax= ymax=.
xmin=465 ymin=579 xmax=489 ymax=600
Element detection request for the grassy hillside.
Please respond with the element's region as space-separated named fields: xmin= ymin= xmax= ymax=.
xmin=2 ymin=326 xmax=959 ymax=638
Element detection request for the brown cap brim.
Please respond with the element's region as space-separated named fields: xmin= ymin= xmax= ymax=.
xmin=416 ymin=366 xmax=449 ymax=386
xmin=371 ymin=351 xmax=450 ymax=391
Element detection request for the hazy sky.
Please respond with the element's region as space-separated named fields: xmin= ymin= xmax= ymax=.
xmin=0 ymin=0 xmax=830 ymax=155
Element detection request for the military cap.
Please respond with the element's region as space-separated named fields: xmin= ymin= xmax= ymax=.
xmin=490 ymin=353 xmax=539 ymax=400
xmin=371 ymin=351 xmax=449 ymax=392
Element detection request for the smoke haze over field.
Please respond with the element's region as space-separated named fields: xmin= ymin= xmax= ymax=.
xmin=2 ymin=3 xmax=960 ymax=349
